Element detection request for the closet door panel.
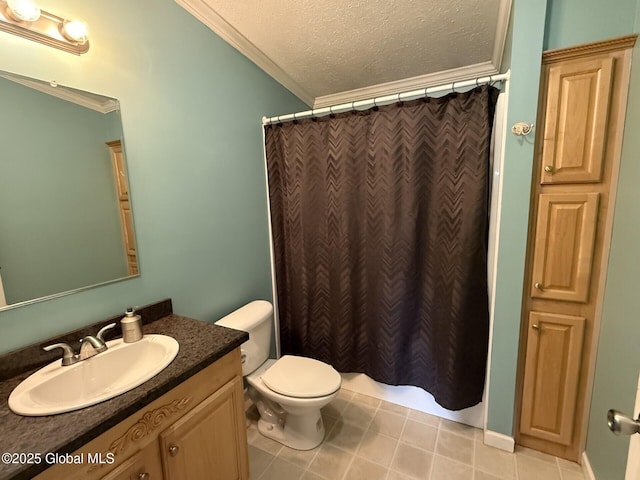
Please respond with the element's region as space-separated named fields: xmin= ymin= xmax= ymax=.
xmin=530 ymin=192 xmax=599 ymax=302
xmin=520 ymin=312 xmax=586 ymax=445
xmin=540 ymin=56 xmax=614 ymax=184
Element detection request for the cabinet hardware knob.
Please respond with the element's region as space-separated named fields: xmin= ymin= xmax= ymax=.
xmin=532 ymin=324 xmax=540 ymax=330
xmin=544 ymin=165 xmax=554 ymax=173
xmin=534 ymin=282 xmax=544 ymax=290
xmin=138 ymin=473 xmax=150 ymax=480
xmin=169 ymin=445 xmax=179 ymax=457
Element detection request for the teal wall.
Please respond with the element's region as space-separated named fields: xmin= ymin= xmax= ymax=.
xmin=486 ymin=0 xmax=547 ymax=435
xmin=544 ymin=0 xmax=637 ymax=50
xmin=585 ymin=2 xmax=640 ymax=478
xmin=0 ymin=78 xmax=126 ymax=305
xmin=0 ymin=0 xmax=306 ymax=352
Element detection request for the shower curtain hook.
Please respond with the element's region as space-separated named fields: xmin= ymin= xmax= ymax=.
xmin=372 ymin=97 xmax=379 ymax=111
xmin=451 ymin=81 xmax=456 ymax=94
xmin=292 ymin=112 xmax=297 ymax=123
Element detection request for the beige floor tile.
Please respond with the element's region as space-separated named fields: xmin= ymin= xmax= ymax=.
xmin=557 ymin=457 xmax=584 ymax=473
xmin=400 ymin=419 xmax=438 ymax=451
xmin=307 ymin=443 xmax=354 ymax=479
xmin=391 ymin=442 xmax=434 ymax=479
xmin=369 ymin=409 xmax=407 ymax=438
xmin=353 ymin=392 xmax=382 ymax=409
xmin=514 ymin=445 xmax=557 ymax=464
xmin=248 ymin=444 xmax=275 ymax=479
xmin=322 ymin=402 xmax=345 ymax=418
xmin=326 ymin=388 xmax=355 ymax=415
xmin=407 ymin=408 xmax=441 ymax=427
xmin=430 ymin=454 xmax=473 ymax=480
xmin=387 ymin=470 xmax=416 ymax=480
xmin=249 ymin=431 xmax=284 ymax=456
xmin=439 ymin=418 xmax=480 ymax=440
xmin=516 ymin=454 xmax=562 ymax=480
xmin=300 ymin=471 xmax=326 ymax=480
xmin=344 ymin=456 xmax=388 ymax=480
xmin=474 ymin=442 xmax=516 ymax=479
xmin=357 ymin=430 xmax=398 ymax=468
xmin=276 ymin=444 xmax=319 ymax=469
xmin=325 ymin=419 xmax=367 ymax=452
xmin=322 ymin=413 xmax=339 ymax=437
xmin=560 ymin=469 xmax=587 ymax=480
xmin=474 ymin=471 xmax=508 ymax=480
xmin=435 ymin=430 xmax=474 ymax=465
xmin=341 ymin=402 xmax=377 ymax=428
xmin=259 ymin=457 xmax=305 ymax=480
xmin=379 ymin=400 xmax=410 ymax=417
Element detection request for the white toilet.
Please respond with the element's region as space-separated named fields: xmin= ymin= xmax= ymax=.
xmin=215 ymin=300 xmax=341 ymax=450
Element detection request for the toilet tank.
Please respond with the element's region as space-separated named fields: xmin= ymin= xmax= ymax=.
xmin=215 ymin=300 xmax=273 ymax=375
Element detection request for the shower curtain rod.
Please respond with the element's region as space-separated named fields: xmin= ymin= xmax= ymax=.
xmin=263 ymin=70 xmax=510 ymax=126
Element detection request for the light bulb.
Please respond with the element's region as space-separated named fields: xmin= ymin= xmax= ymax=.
xmin=60 ymin=20 xmax=87 ymax=42
xmin=6 ymin=0 xmax=41 ymax=22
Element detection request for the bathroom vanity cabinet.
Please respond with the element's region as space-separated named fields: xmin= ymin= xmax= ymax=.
xmin=33 ymin=348 xmax=249 ymax=480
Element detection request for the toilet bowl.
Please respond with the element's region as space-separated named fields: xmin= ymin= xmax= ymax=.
xmin=215 ymin=301 xmax=341 ymax=450
xmin=247 ymin=356 xmax=340 ymax=450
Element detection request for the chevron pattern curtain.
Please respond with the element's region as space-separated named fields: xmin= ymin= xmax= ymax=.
xmin=265 ymin=85 xmax=499 ymax=410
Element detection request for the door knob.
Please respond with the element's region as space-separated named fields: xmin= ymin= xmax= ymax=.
xmin=168 ymin=444 xmax=180 ymax=457
xmin=607 ymin=409 xmax=640 ymax=435
xmin=532 ymin=324 xmax=540 ymax=330
xmin=544 ymin=165 xmax=555 ymax=173
xmin=138 ymin=473 xmax=150 ymax=480
xmin=534 ymin=282 xmax=544 ymax=290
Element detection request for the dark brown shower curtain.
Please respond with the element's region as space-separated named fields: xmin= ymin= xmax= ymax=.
xmin=264 ymin=85 xmax=499 ymax=410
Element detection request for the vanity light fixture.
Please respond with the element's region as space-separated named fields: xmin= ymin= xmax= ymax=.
xmin=0 ymin=0 xmax=89 ymax=55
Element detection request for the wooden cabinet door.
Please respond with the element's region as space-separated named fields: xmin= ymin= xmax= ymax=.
xmin=530 ymin=192 xmax=599 ymax=302
xmin=540 ymin=56 xmax=614 ymax=184
xmin=520 ymin=312 xmax=586 ymax=445
xmin=159 ymin=377 xmax=249 ymax=480
xmin=100 ymin=443 xmax=162 ymax=480
xmin=108 ymin=140 xmax=128 ymax=200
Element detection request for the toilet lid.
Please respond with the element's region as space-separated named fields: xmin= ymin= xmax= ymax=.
xmin=261 ymin=355 xmax=341 ymax=398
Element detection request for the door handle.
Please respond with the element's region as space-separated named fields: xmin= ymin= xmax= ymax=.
xmin=607 ymin=409 xmax=640 ymax=435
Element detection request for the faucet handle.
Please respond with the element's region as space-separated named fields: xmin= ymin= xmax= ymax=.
xmin=43 ymin=343 xmax=78 ymax=366
xmin=96 ymin=322 xmax=117 ymax=342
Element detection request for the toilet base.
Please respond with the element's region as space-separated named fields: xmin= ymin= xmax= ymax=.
xmin=257 ymin=410 xmax=325 ymax=450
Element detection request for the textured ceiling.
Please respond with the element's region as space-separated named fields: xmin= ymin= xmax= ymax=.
xmin=177 ymin=0 xmax=510 ymax=107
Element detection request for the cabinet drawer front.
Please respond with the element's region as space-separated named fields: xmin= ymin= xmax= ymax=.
xmin=531 ymin=192 xmax=599 ymax=302
xmin=520 ymin=312 xmax=586 ymax=445
xmin=540 ymin=56 xmax=613 ymax=184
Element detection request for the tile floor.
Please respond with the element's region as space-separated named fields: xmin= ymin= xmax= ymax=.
xmin=247 ymin=388 xmax=589 ymax=480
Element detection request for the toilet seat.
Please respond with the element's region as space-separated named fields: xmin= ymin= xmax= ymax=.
xmin=261 ymin=355 xmax=341 ymax=398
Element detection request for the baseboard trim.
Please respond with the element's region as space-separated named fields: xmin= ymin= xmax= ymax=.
xmin=483 ymin=430 xmax=515 ymax=452
xmin=582 ymin=451 xmax=596 ymax=480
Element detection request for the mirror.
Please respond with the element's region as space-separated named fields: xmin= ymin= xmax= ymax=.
xmin=0 ymin=70 xmax=139 ymax=310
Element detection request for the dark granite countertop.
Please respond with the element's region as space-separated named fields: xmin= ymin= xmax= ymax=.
xmin=0 ymin=304 xmax=248 ymax=480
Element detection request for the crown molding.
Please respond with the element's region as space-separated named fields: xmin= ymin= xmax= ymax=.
xmin=312 ymin=61 xmax=499 ymax=108
xmin=175 ymin=0 xmax=315 ymax=106
xmin=543 ymin=34 xmax=638 ymax=63
xmin=492 ymin=0 xmax=512 ymax=70
xmin=0 ymin=73 xmax=118 ymax=113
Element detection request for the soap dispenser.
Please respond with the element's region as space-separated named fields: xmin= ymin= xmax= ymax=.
xmin=121 ymin=307 xmax=142 ymax=343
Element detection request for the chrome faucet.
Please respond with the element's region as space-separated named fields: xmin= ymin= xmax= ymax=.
xmin=43 ymin=323 xmax=117 ymax=366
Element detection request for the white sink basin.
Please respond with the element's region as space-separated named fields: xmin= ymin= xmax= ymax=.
xmin=8 ymin=334 xmax=179 ymax=416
